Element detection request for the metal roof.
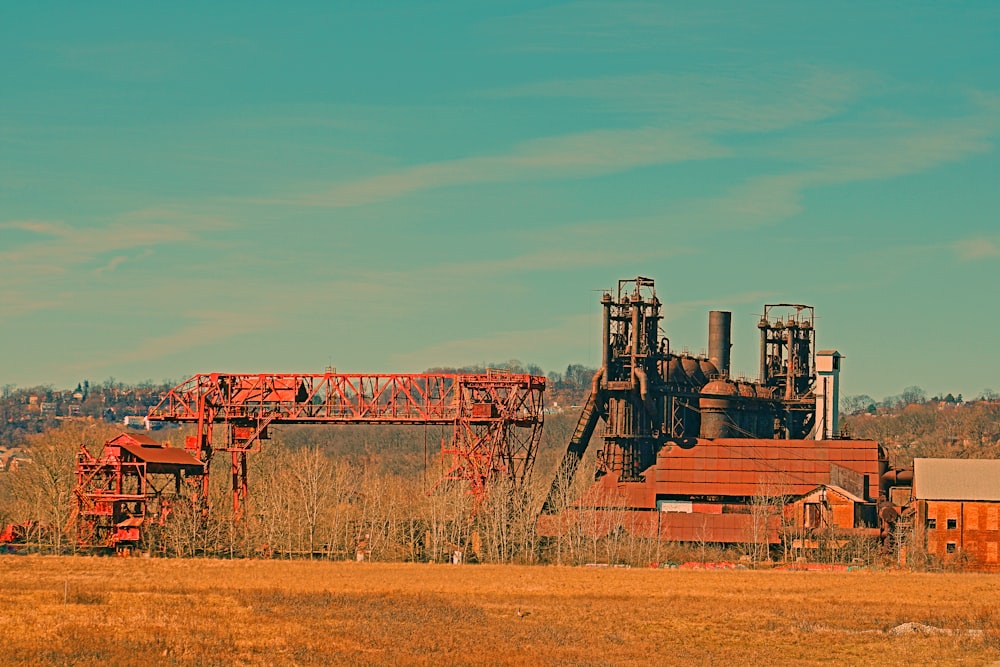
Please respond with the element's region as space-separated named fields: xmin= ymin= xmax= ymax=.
xmin=653 ymin=438 xmax=881 ymax=499
xmin=116 ymin=442 xmax=203 ymax=468
xmin=106 ymin=433 xmax=203 ymax=472
xmin=114 ymin=433 xmax=160 ymax=446
xmin=913 ymin=458 xmax=1000 ymax=501
xmin=798 ymin=484 xmax=867 ymax=504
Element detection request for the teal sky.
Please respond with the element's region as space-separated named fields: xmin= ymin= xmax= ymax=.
xmin=2 ymin=2 xmax=998 ymax=400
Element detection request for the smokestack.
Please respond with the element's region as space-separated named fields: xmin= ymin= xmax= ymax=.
xmin=815 ymin=350 xmax=842 ymax=440
xmin=708 ymin=311 xmax=731 ymax=377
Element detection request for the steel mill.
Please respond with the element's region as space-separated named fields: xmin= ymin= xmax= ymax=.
xmin=540 ymin=276 xmax=911 ymax=553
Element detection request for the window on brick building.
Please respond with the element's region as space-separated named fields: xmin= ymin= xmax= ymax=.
xmin=927 ymin=518 xmax=937 ymax=529
xmin=946 ymin=542 xmax=957 ymax=553
xmin=947 ymin=519 xmax=957 ymax=530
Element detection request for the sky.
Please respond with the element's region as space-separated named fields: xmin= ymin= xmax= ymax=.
xmin=1 ymin=2 xmax=998 ymax=401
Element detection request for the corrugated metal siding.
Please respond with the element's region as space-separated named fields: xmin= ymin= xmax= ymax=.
xmin=657 ymin=512 xmax=780 ymax=544
xmin=654 ymin=439 xmax=880 ymax=499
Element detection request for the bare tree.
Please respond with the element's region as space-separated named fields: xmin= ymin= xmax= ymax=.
xmin=290 ymin=446 xmax=335 ymax=558
xmin=744 ymin=476 xmax=789 ymax=566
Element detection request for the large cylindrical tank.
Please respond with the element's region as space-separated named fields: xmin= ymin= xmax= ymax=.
xmin=700 ymin=379 xmax=737 ymax=438
xmin=708 ymin=311 xmax=732 ymax=377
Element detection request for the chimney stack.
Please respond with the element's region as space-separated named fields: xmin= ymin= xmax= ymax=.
xmin=708 ymin=311 xmax=732 ymax=377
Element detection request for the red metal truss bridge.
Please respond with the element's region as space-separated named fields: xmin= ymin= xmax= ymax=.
xmin=147 ymin=371 xmax=546 ymax=517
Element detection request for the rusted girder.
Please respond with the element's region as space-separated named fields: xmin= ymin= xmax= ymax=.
xmin=148 ymin=370 xmax=545 ymax=518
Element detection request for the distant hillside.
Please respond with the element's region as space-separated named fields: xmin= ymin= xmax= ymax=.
xmin=0 ymin=363 xmax=597 ymax=448
xmin=843 ymin=399 xmax=1000 ymax=467
xmin=7 ymin=371 xmax=995 ymax=473
xmin=0 ymin=380 xmax=173 ymax=447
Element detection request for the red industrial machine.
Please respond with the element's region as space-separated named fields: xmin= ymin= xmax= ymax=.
xmin=147 ymin=370 xmax=545 ymax=518
xmin=73 ymin=433 xmax=205 ymax=549
xmin=541 ymin=277 xmax=896 ymax=548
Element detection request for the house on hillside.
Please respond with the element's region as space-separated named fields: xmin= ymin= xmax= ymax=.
xmin=911 ymin=458 xmax=1000 ymax=570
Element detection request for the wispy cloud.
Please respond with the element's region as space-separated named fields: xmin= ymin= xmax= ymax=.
xmin=665 ymin=291 xmax=776 ymax=320
xmin=524 ymin=108 xmax=996 ymax=239
xmin=0 ymin=208 xmax=226 ymax=270
xmin=94 ymin=249 xmax=154 ymax=276
xmin=69 ymin=310 xmax=274 ymax=372
xmin=484 ymin=66 xmax=868 ymax=134
xmin=390 ymin=313 xmax=595 ymax=371
xmin=953 ymin=237 xmax=1000 ymax=261
xmin=264 ymin=127 xmax=727 ymax=208
xmin=381 ymin=246 xmax=682 ymax=282
xmin=0 ymin=292 xmax=75 ymax=318
xmin=679 ymin=113 xmax=997 ymax=230
xmin=0 ymin=219 xmax=75 ymax=237
xmin=0 ymin=208 xmax=229 ymax=317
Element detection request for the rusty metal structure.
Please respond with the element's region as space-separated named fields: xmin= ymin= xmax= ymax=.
xmin=146 ymin=370 xmax=545 ymax=518
xmin=73 ymin=433 xmax=204 ymax=549
xmin=541 ymin=276 xmax=898 ymax=547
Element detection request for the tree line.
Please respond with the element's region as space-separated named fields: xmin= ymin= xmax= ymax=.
xmin=843 ymin=399 xmax=1000 ymax=467
xmin=5 ymin=382 xmax=995 ymax=564
xmin=1 ymin=417 xmax=701 ymax=566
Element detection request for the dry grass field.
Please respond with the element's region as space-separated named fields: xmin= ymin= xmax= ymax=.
xmin=2 ymin=556 xmax=999 ymax=666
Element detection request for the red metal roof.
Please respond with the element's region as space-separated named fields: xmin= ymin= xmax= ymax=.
xmin=108 ymin=433 xmax=161 ymax=447
xmin=116 ymin=442 xmax=203 ymax=468
xmin=652 ymin=438 xmax=881 ymax=500
xmin=106 ymin=433 xmax=203 ymax=471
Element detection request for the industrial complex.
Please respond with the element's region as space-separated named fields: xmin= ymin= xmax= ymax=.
xmin=3 ymin=276 xmax=996 ymax=569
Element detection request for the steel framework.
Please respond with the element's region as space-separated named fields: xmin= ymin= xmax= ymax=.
xmin=73 ymin=433 xmax=204 ymax=549
xmin=540 ymin=277 xmax=823 ymax=515
xmin=148 ymin=370 xmax=545 ymax=516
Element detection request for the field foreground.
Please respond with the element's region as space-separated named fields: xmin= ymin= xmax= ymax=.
xmin=2 ymin=557 xmax=1000 ymax=666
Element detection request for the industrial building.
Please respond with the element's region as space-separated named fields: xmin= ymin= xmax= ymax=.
xmin=910 ymin=458 xmax=1000 ymax=570
xmin=52 ymin=273 xmax=994 ymax=567
xmin=541 ymin=277 xmax=898 ymax=549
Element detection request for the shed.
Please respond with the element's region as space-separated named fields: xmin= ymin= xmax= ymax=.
xmin=784 ymin=484 xmax=878 ymax=534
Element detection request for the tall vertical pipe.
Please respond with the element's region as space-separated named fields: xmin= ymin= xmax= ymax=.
xmin=785 ymin=327 xmax=796 ymax=400
xmin=630 ymin=295 xmax=641 ymax=370
xmin=708 ymin=311 xmax=731 ymax=378
xmin=758 ymin=319 xmax=769 ymax=384
xmin=601 ymin=293 xmax=612 ymax=374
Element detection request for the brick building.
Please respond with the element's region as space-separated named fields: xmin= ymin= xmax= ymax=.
xmin=911 ymin=458 xmax=1000 ymax=570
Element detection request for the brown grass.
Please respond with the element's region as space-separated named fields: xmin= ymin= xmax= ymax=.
xmin=2 ymin=556 xmax=999 ymax=666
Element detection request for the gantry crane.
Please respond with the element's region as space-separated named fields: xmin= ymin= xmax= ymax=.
xmin=147 ymin=370 xmax=545 ymax=517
